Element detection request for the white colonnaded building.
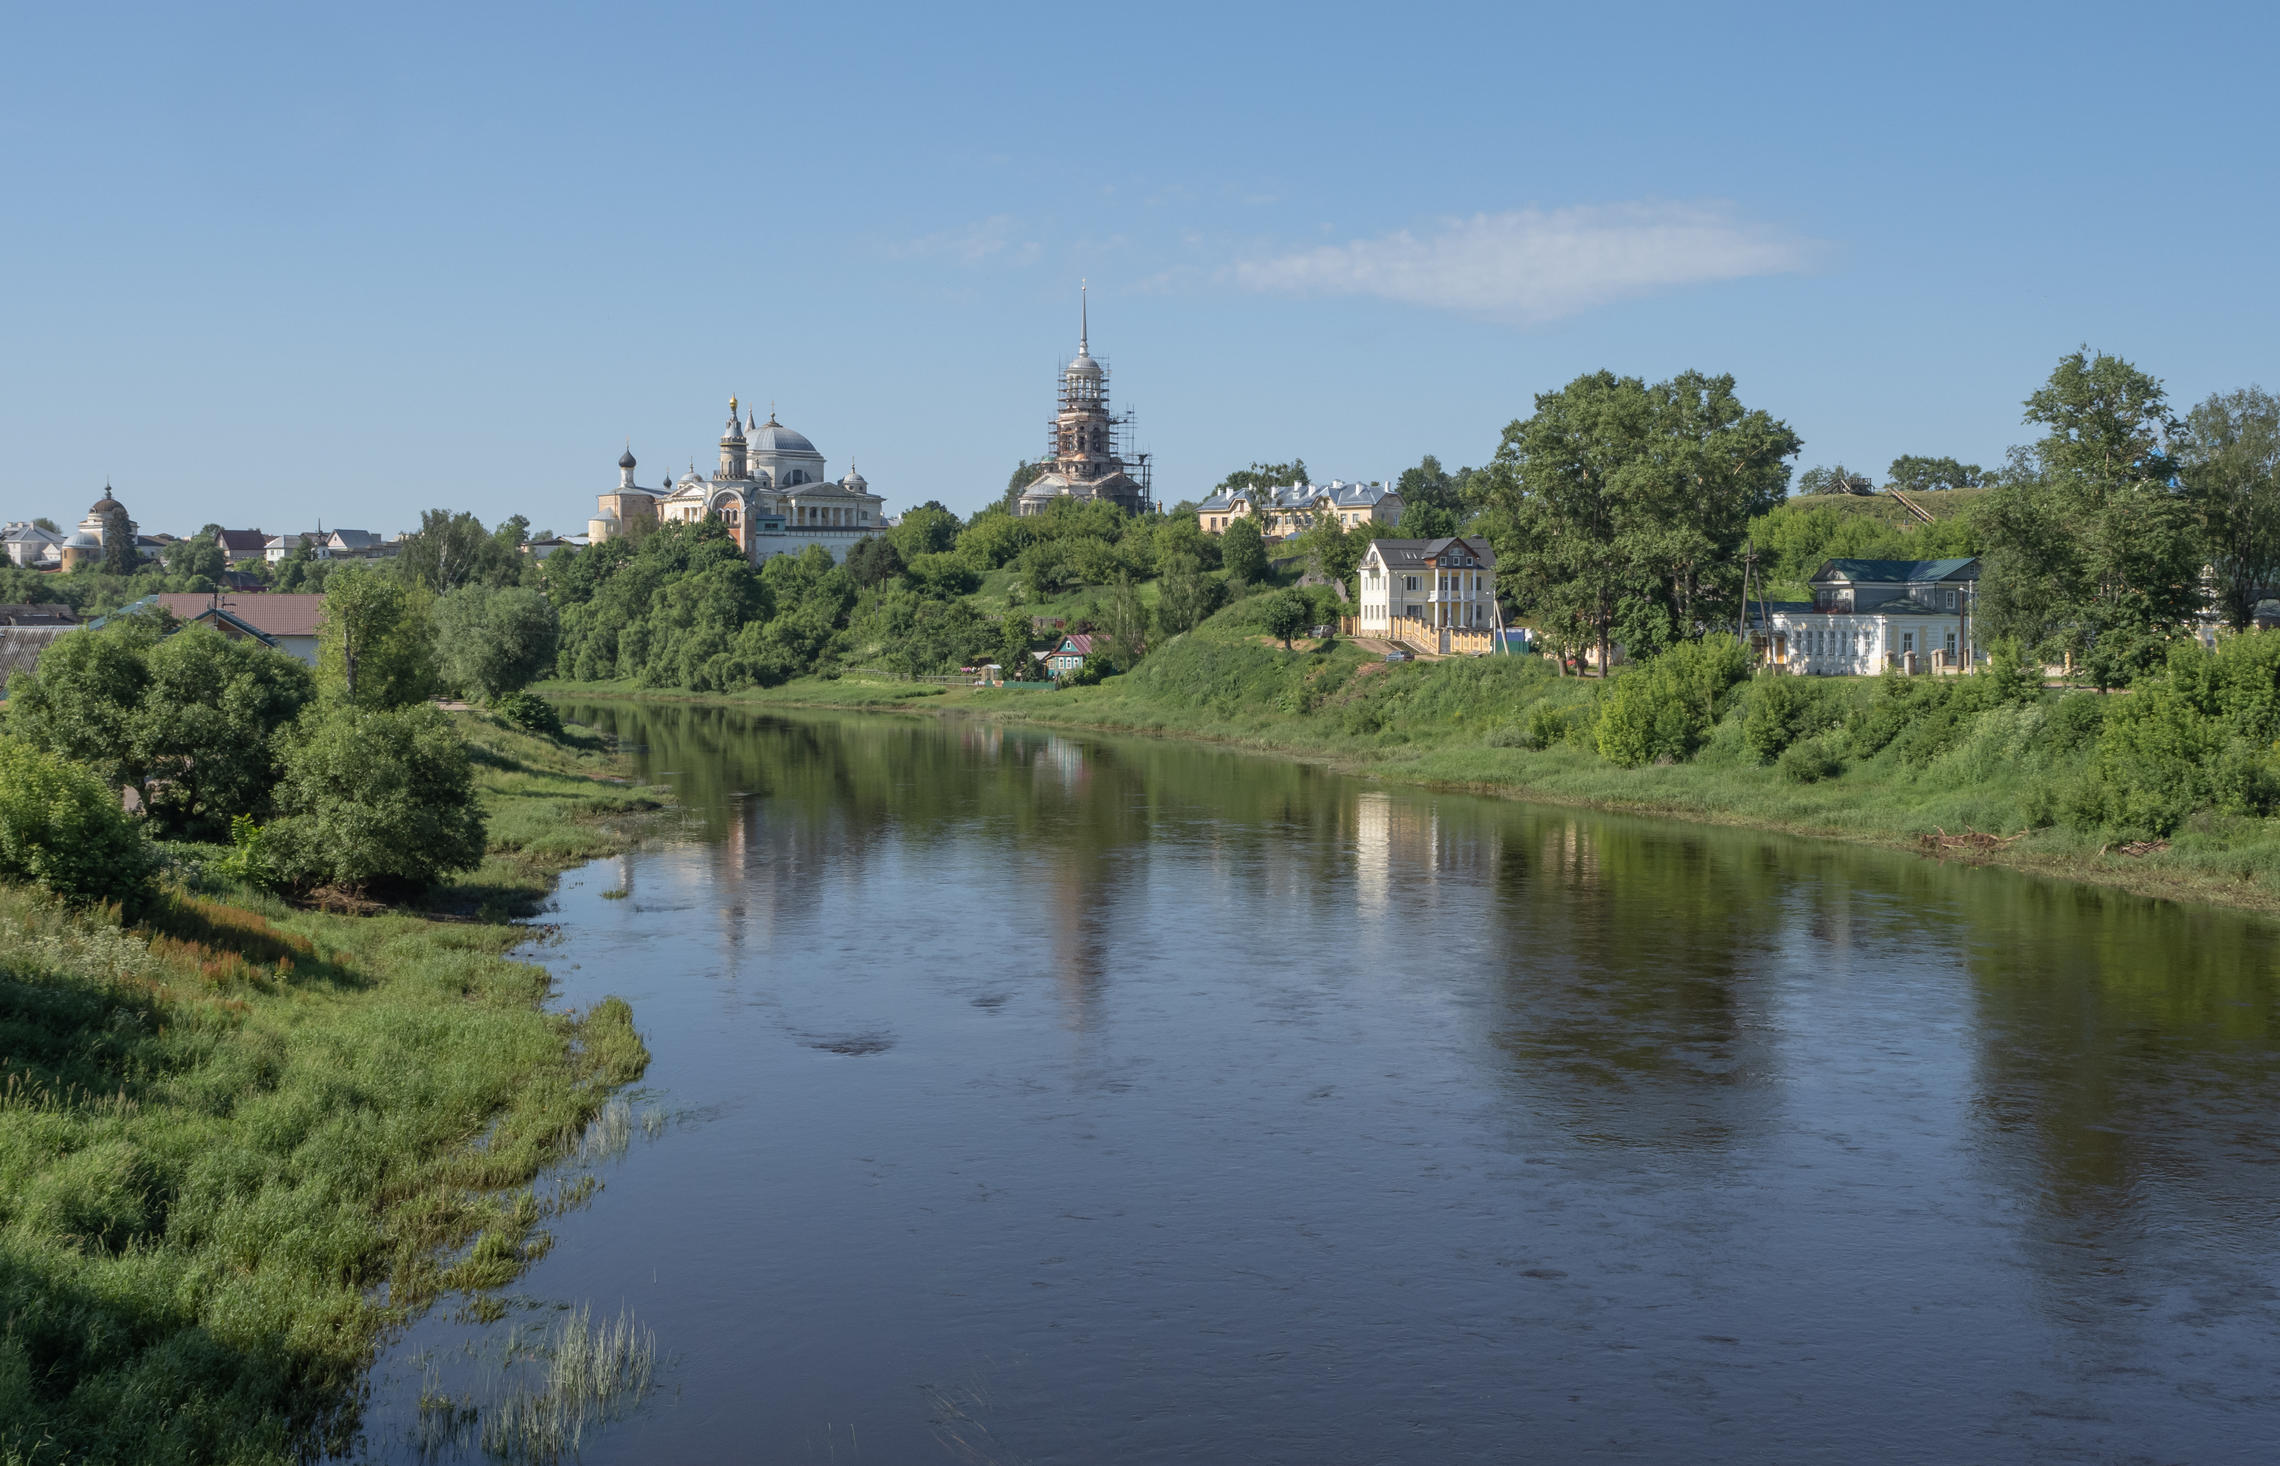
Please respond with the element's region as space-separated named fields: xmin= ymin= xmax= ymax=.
xmin=588 ymin=399 xmax=885 ymax=564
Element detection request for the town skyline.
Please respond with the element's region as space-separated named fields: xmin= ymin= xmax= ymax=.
xmin=4 ymin=1 xmax=2275 ymax=534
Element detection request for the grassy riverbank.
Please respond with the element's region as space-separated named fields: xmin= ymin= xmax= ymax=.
xmin=539 ymin=623 xmax=2280 ymax=919
xmin=0 ymin=712 xmax=668 ymax=1466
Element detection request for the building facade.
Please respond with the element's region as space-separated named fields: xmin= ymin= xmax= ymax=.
xmin=588 ymin=401 xmax=884 ymax=565
xmin=1751 ymin=557 xmax=1981 ymax=674
xmin=2 ymin=522 xmax=63 ymax=566
xmin=1354 ymin=537 xmax=1501 ymax=639
xmin=1194 ymin=481 xmax=1403 ymax=540
xmin=1016 ymin=290 xmax=1151 ymax=517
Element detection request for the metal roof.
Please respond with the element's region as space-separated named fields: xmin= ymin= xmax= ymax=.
xmin=1811 ymin=557 xmax=1978 ymax=583
xmin=1364 ymin=536 xmax=1497 ymax=569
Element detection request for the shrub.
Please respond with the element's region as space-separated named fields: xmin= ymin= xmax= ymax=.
xmin=1594 ymin=635 xmax=1753 ymax=767
xmin=1062 ymin=650 xmax=1117 ymax=687
xmin=1778 ymin=737 xmax=1843 ymax=783
xmin=0 ymin=738 xmax=158 ymax=913
xmin=213 ymin=813 xmax=280 ymax=891
xmin=492 ymin=689 xmax=564 ymax=737
xmin=268 ymin=705 xmax=487 ymax=895
xmin=1742 ymin=675 xmax=1842 ymax=762
xmin=432 ymin=583 xmax=560 ymax=701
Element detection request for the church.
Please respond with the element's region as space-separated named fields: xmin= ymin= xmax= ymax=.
xmin=1016 ymin=289 xmax=1151 ymax=516
xmin=589 ymin=400 xmax=885 ymax=564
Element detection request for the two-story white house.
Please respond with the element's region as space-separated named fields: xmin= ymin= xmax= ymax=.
xmin=1353 ymin=537 xmax=1501 ymax=651
xmin=1751 ymin=557 xmax=1981 ymax=674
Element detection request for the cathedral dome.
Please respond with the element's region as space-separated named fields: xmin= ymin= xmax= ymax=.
xmin=618 ymin=447 xmax=637 ymax=470
xmin=88 ymin=492 xmax=125 ymax=516
xmin=751 ymin=416 xmax=818 ymax=454
xmin=841 ymin=467 xmax=867 ymax=491
xmin=1065 ymin=351 xmax=1103 ymax=381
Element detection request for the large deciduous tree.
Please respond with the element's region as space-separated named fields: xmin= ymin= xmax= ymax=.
xmin=1481 ymin=370 xmax=1800 ymax=672
xmin=431 ymin=583 xmax=561 ymax=701
xmin=1220 ymin=515 xmax=1269 ymax=584
xmin=319 ymin=564 xmax=438 ymax=708
xmin=3 ymin=615 xmax=314 ymax=841
xmin=399 ymin=508 xmax=520 ymax=593
xmin=1976 ymin=349 xmax=2202 ymax=686
xmin=2177 ymin=386 xmax=2280 ymax=631
xmin=1885 ymin=455 xmax=1985 ymax=495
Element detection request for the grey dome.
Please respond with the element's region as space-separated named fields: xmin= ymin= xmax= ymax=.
xmin=618 ymin=447 xmax=637 ymax=469
xmin=751 ymin=415 xmax=818 ymax=454
xmin=1065 ymin=351 xmax=1102 ymax=380
xmin=841 ymin=467 xmax=867 ymax=490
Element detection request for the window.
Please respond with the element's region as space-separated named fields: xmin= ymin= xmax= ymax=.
xmin=1945 ymin=590 xmax=1957 ymax=609
xmin=1903 ymin=632 xmax=1916 ymax=653
xmin=1405 ymin=575 xmax=1419 ymax=592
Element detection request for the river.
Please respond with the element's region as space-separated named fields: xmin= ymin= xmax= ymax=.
xmin=350 ymin=702 xmax=2280 ymax=1464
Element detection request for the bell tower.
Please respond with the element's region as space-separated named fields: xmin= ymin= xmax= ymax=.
xmin=716 ymin=396 xmax=748 ymax=480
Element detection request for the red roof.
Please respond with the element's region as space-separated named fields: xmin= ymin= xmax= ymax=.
xmin=157 ymin=592 xmax=327 ymax=639
xmin=1056 ymin=633 xmax=1095 ymax=656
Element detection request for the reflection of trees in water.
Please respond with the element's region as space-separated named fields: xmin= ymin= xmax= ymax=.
xmin=1478 ymin=813 xmax=1797 ymax=1159
xmin=556 ymin=703 xmax=1364 ymax=1027
xmin=1956 ymin=875 xmax=2280 ymax=1334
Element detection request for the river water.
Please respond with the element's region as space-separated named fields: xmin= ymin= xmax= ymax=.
xmin=354 ymin=702 xmax=2280 ymax=1464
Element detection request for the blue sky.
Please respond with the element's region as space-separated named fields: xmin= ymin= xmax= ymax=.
xmin=3 ymin=1 xmax=2274 ymax=534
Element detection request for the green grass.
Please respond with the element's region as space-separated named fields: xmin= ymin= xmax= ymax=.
xmin=0 ymin=712 xmax=666 ymax=1465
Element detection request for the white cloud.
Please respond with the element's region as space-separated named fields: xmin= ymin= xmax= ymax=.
xmin=887 ymin=215 xmax=1035 ymax=266
xmin=1229 ymin=203 xmax=1820 ymax=324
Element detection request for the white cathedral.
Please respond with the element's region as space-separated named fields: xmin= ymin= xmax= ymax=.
xmin=588 ymin=400 xmax=885 ymax=564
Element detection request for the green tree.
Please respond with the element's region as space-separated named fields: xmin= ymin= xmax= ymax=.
xmin=431 ymin=583 xmax=560 ymax=701
xmin=1261 ymin=589 xmax=1310 ymax=650
xmin=1886 ymin=455 xmax=1984 ymax=495
xmin=3 ymin=616 xmax=314 ymax=840
xmin=319 ymin=564 xmax=437 ymax=708
xmin=136 ymin=624 xmax=317 ymax=838
xmin=1108 ymin=572 xmax=1151 ymax=667
xmin=1395 ymin=454 xmax=1463 ymax=513
xmin=1156 ymin=551 xmax=1224 ymax=636
xmin=1394 ymin=501 xmax=1459 ymax=539
xmin=1484 ymin=370 xmax=1800 ymax=672
xmin=398 ymin=508 xmax=516 ymax=592
xmin=997 ymin=610 xmax=1039 ymax=678
xmin=844 ymin=534 xmax=908 ymax=588
xmin=1977 ymin=348 xmax=2201 ymax=685
xmin=162 ymin=534 xmax=228 ymax=584
xmin=100 ymin=504 xmax=139 ymax=571
xmin=1296 ymin=512 xmax=1363 ymax=598
xmin=1795 ymin=463 xmax=1875 ymax=496
xmin=0 ymin=737 xmax=158 ymax=914
xmin=1221 ymin=515 xmax=1268 ymax=584
xmin=889 ymin=502 xmax=961 ymax=559
xmin=2177 ymin=386 xmax=2280 ymax=631
xmin=268 ymin=704 xmax=487 ymax=895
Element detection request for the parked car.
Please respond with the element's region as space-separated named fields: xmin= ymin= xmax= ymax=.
xmin=1384 ymin=650 xmax=1411 ymax=663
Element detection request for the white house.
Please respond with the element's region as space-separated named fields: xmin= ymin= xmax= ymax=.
xmin=2 ymin=522 xmax=63 ymax=567
xmin=1353 ymin=537 xmax=1501 ymax=649
xmin=1751 ymin=557 xmax=1981 ymax=674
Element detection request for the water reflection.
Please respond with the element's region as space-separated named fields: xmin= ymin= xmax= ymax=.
xmin=419 ymin=700 xmax=2280 ymax=1464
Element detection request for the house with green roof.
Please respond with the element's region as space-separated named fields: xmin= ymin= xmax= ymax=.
xmin=1749 ymin=557 xmax=1981 ymax=675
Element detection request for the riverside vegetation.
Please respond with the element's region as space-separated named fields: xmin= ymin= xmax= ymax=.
xmin=532 ymin=349 xmax=2280 ymax=913
xmin=1 ymin=578 xmax=667 ymax=1462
